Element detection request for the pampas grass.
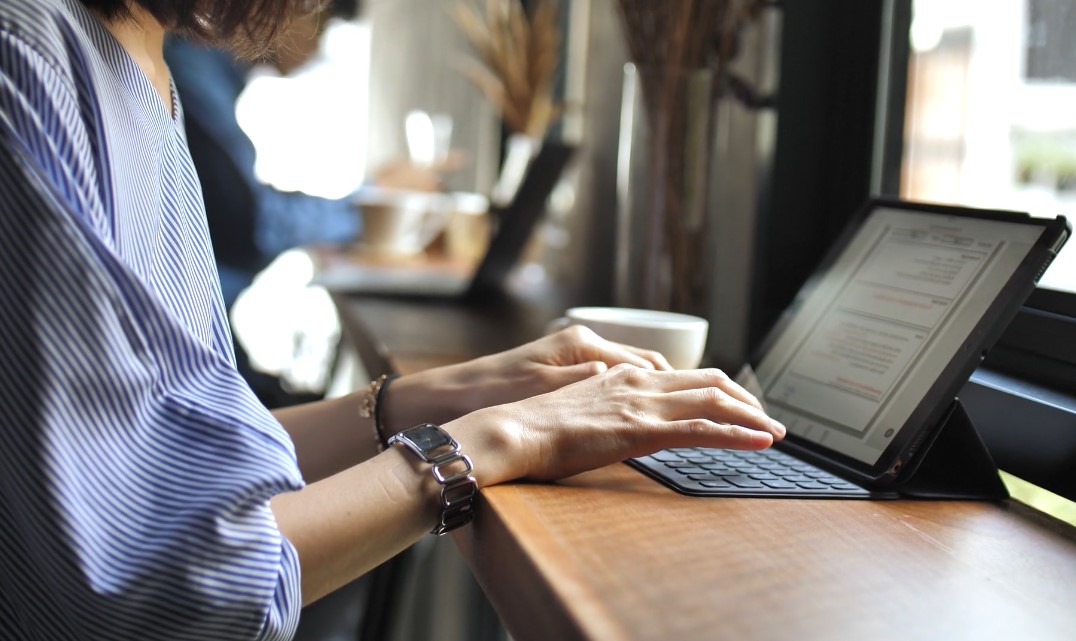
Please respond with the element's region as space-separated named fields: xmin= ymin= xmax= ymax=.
xmin=451 ymin=0 xmax=563 ymax=139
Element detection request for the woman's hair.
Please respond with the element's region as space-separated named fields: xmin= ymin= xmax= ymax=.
xmin=81 ymin=0 xmax=330 ymax=58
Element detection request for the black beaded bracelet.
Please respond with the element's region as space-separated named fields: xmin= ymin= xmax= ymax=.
xmin=359 ymin=373 xmax=398 ymax=452
xmin=373 ymin=373 xmax=398 ymax=449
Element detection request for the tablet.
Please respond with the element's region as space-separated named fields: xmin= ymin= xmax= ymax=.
xmin=749 ymin=198 xmax=1070 ymax=486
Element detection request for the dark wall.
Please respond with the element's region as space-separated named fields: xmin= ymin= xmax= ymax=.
xmin=750 ymin=0 xmax=909 ymax=350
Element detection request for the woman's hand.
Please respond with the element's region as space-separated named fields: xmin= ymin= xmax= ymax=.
xmin=446 ymin=364 xmax=786 ymax=486
xmin=381 ymin=326 xmax=673 ymax=434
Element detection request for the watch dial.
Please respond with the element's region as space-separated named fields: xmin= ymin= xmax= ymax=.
xmin=412 ymin=424 xmax=453 ymax=451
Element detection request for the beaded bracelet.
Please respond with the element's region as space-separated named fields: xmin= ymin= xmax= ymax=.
xmin=358 ymin=373 xmax=398 ymax=452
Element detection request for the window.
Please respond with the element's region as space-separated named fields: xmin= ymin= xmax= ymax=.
xmin=900 ymin=0 xmax=1076 ymax=508
xmin=902 ymin=0 xmax=1076 ymax=293
xmin=237 ymin=17 xmax=371 ymax=199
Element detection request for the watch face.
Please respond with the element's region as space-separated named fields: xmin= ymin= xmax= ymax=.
xmin=409 ymin=424 xmax=453 ymax=451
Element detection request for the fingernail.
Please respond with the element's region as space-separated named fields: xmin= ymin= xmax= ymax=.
xmin=770 ymin=419 xmax=787 ymax=438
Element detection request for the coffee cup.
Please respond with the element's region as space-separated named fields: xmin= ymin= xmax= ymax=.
xmin=444 ymin=192 xmax=491 ymax=263
xmin=352 ymin=187 xmax=449 ymax=257
xmin=549 ymin=307 xmax=709 ymax=370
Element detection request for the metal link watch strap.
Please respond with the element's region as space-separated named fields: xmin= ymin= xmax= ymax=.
xmin=387 ymin=423 xmax=477 ymax=535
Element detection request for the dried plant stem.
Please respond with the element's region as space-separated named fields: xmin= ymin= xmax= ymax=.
xmin=615 ymin=0 xmax=767 ymax=313
xmin=637 ymin=66 xmax=716 ymax=314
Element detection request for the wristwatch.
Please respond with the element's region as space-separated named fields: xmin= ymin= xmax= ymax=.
xmin=387 ymin=423 xmax=477 ymax=535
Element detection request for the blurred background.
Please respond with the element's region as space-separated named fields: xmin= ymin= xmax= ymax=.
xmin=219 ymin=0 xmax=1075 ymax=637
xmin=237 ymin=0 xmax=1074 ymax=366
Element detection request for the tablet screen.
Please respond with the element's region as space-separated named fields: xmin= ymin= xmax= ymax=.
xmin=754 ymin=205 xmax=1048 ymax=466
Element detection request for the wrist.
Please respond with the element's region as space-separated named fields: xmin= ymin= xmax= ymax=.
xmin=388 ymin=423 xmax=477 ymax=535
xmin=380 ymin=371 xmax=472 ymax=437
xmin=442 ymin=406 xmax=525 ymax=488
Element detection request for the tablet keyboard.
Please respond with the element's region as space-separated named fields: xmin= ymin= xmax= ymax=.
xmin=628 ymin=446 xmax=874 ymax=498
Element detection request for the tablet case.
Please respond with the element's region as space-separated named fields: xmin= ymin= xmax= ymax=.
xmin=888 ymin=397 xmax=1009 ymax=500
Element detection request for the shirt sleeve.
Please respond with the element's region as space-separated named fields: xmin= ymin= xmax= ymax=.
xmin=0 ymin=23 xmax=304 ymax=641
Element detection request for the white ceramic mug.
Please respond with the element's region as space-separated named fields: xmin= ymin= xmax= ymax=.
xmin=549 ymin=307 xmax=709 ymax=370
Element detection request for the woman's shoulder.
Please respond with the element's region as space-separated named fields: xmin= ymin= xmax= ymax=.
xmin=0 ymin=0 xmax=94 ymax=72
xmin=0 ymin=0 xmax=74 ymax=40
xmin=0 ymin=0 xmax=63 ymax=23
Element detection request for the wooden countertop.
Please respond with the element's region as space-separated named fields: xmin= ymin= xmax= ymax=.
xmin=331 ymin=286 xmax=1076 ymax=641
xmin=456 ymin=465 xmax=1076 ymax=641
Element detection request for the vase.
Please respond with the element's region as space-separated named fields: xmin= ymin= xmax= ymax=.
xmin=615 ymin=63 xmax=718 ymax=315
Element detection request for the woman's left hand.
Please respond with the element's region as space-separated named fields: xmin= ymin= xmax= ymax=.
xmin=379 ymin=325 xmax=673 ymax=434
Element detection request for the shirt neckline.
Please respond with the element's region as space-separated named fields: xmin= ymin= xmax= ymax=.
xmin=62 ymin=0 xmax=180 ymax=129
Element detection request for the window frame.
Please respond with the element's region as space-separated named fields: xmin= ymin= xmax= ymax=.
xmin=986 ymin=287 xmax=1076 ymax=392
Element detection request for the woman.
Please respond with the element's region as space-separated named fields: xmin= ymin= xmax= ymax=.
xmin=0 ymin=0 xmax=785 ymax=639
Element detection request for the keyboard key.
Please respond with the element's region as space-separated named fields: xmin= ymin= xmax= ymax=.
xmin=725 ymin=475 xmax=765 ymax=488
xmin=815 ymin=476 xmax=849 ymax=486
xmin=699 ymin=480 xmax=736 ymax=489
xmin=748 ymin=473 xmax=780 ymax=481
xmin=700 ymin=465 xmax=738 ymax=475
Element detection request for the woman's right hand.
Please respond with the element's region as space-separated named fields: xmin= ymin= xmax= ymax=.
xmin=445 ymin=364 xmax=787 ymax=488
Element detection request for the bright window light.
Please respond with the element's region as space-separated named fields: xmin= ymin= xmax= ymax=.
xmin=903 ymin=0 xmax=1076 ymax=292
xmin=235 ymin=19 xmax=371 ymax=200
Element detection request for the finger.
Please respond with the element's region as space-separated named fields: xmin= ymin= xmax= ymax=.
xmin=607 ymin=342 xmax=674 ymax=371
xmin=661 ymin=387 xmax=785 ymax=439
xmin=707 ymin=370 xmax=765 ymax=411
xmin=661 ymin=419 xmax=775 ymax=451
xmin=655 ymin=367 xmax=764 ymax=411
xmin=613 ymin=416 xmax=775 ymax=461
xmin=557 ymin=326 xmax=664 ymax=370
xmin=581 ymin=343 xmax=659 ymax=370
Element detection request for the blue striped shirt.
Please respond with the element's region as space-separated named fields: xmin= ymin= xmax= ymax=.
xmin=0 ymin=1 xmax=304 ymax=638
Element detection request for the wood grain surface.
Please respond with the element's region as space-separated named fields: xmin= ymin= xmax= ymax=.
xmin=458 ymin=465 xmax=1076 ymax=641
xmin=333 ymin=287 xmax=1076 ymax=641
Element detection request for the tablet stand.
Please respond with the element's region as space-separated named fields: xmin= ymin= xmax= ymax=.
xmin=892 ymin=398 xmax=1009 ymax=500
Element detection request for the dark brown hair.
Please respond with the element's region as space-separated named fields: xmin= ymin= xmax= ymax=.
xmin=81 ymin=0 xmax=330 ymax=58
